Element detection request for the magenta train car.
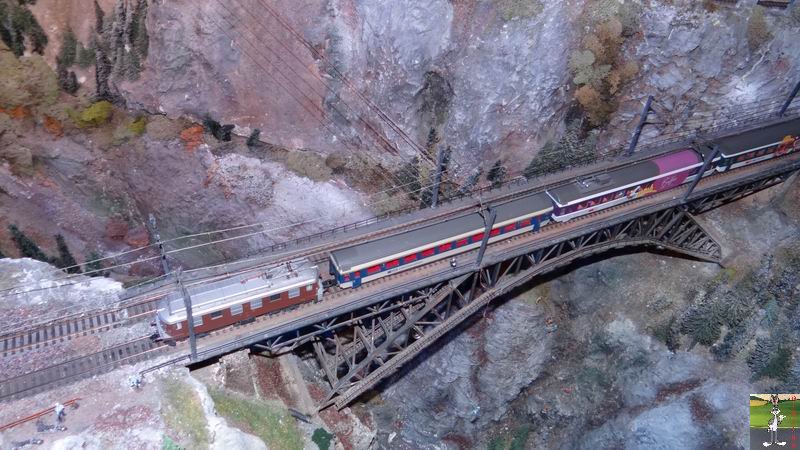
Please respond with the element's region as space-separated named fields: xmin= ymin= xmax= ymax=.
xmin=546 ymin=149 xmax=703 ymax=222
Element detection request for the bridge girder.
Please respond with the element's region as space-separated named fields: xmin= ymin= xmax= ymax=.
xmin=242 ymin=163 xmax=799 ymax=410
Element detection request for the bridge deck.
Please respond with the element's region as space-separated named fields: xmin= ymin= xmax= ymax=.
xmin=164 ymin=150 xmax=800 ymax=363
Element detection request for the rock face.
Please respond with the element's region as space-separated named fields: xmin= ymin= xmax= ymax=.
xmin=371 ymin=295 xmax=553 ymax=447
xmin=116 ymin=0 xmax=800 ymax=174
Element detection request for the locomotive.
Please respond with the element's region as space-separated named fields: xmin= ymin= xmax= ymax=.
xmin=155 ymin=117 xmax=800 ymax=340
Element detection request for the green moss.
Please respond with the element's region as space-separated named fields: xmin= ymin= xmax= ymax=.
xmin=498 ymin=0 xmax=543 ymax=21
xmin=285 ymin=150 xmax=333 ymax=182
xmin=128 ymin=116 xmax=147 ymax=135
xmin=208 ymin=387 xmax=303 ymax=450
xmin=75 ymin=100 xmax=113 ymax=128
xmin=160 ymin=379 xmax=209 ymax=450
xmin=312 ymin=428 xmax=334 ymax=450
xmin=162 ymin=435 xmax=183 ymax=450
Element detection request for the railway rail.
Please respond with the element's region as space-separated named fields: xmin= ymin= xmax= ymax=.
xmin=1 ymin=148 xmax=797 ymax=405
xmin=0 ymin=336 xmax=166 ymax=403
xmin=0 ymin=298 xmax=160 ymax=358
xmin=112 ymin=111 xmax=800 ymax=308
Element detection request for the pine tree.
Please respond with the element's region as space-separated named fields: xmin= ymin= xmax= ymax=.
xmin=54 ymin=234 xmax=81 ymax=274
xmin=84 ymin=251 xmax=105 ymax=277
xmin=8 ymin=225 xmax=49 ymax=262
xmin=486 ymin=160 xmax=507 ymax=188
xmin=246 ymin=129 xmax=262 ymax=148
xmin=58 ymin=28 xmax=78 ymax=68
xmin=94 ymin=0 xmax=105 ymax=32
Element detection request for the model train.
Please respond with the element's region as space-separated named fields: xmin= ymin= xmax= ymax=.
xmin=154 ymin=118 xmax=800 ymax=340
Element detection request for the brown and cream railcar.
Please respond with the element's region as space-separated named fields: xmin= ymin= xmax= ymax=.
xmin=155 ymin=260 xmax=321 ymax=341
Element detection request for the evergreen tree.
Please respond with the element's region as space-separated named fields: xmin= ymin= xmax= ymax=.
xmin=8 ymin=224 xmax=49 ymax=262
xmin=0 ymin=247 xmax=5 ymax=259
xmin=58 ymin=27 xmax=78 ymax=68
xmin=246 ymin=128 xmax=262 ymax=148
xmin=54 ymin=234 xmax=81 ymax=274
xmin=94 ymin=0 xmax=105 ymax=32
xmin=129 ymin=0 xmax=149 ymax=58
xmin=84 ymin=251 xmax=105 ymax=277
xmin=395 ymin=157 xmax=421 ymax=200
xmin=486 ymin=160 xmax=507 ymax=188
xmin=76 ymin=42 xmax=95 ymax=68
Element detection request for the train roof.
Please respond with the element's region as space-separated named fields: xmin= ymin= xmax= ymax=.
xmin=157 ymin=260 xmax=317 ymax=323
xmin=330 ymin=192 xmax=553 ymax=272
xmin=712 ymin=117 xmax=800 ymax=157
xmin=546 ymin=149 xmax=700 ymax=207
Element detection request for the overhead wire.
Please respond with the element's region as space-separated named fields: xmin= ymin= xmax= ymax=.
xmin=256 ymin=0 xmax=439 ymax=168
xmin=210 ymin=1 xmax=418 ymax=193
xmin=0 ymin=173 xmax=463 ymax=297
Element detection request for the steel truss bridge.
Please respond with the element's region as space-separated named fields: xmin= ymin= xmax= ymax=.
xmin=152 ymin=120 xmax=800 ymax=410
xmin=3 ymin=105 xmax=800 ymax=408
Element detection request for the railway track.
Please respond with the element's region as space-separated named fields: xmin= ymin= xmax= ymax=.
xmin=0 ymin=299 xmax=160 ymax=358
xmin=0 ymin=336 xmax=167 ymax=403
xmin=116 ymin=114 xmax=800 ymax=305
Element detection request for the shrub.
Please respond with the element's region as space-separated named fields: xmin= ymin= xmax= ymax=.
xmin=394 ymin=157 xmax=422 ymax=200
xmin=54 ymin=234 xmax=81 ymax=273
xmin=568 ymin=5 xmax=640 ymax=128
xmin=524 ymin=120 xmax=598 ymax=178
xmin=180 ymin=125 xmax=205 ymax=152
xmin=759 ymin=347 xmax=792 ymax=381
xmin=128 ymin=116 xmax=147 ymax=135
xmin=486 ymin=160 xmax=507 ymax=188
xmin=57 ymin=66 xmax=79 ymax=95
xmin=498 ymin=0 xmax=543 ymax=21
xmin=312 ymin=428 xmax=334 ymax=450
xmin=8 ymin=224 xmax=49 ymax=262
xmin=76 ymin=43 xmax=95 ymax=68
xmin=747 ymin=6 xmax=773 ymax=52
xmin=703 ymin=0 xmax=718 ymax=13
xmin=202 ymin=116 xmax=234 ymax=141
xmin=246 ymin=128 xmax=261 ymax=148
xmin=75 ymin=100 xmax=113 ymax=127
xmin=681 ymin=301 xmax=721 ymax=346
xmin=83 ymin=250 xmax=106 ymax=277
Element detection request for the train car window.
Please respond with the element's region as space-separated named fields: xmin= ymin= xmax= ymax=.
xmin=456 ymin=238 xmax=468 ymax=247
xmin=504 ymin=224 xmax=515 ymax=232
xmin=193 ymin=315 xmax=203 ymax=327
xmin=251 ymin=298 xmax=263 ymax=309
xmin=404 ymin=254 xmax=417 ymax=263
xmin=520 ymin=219 xmax=531 ymax=227
xmin=343 ymin=274 xmax=350 ymax=281
xmin=472 ymin=232 xmax=484 ymax=242
xmin=422 ymin=248 xmax=435 ymax=257
xmin=210 ymin=311 xmax=224 ymax=320
xmin=490 ymin=229 xmax=500 ymax=236
xmin=439 ymin=243 xmax=452 ymax=252
xmin=306 ymin=284 xmax=314 ymax=291
xmin=367 ymin=265 xmax=381 ymax=274
xmin=270 ymin=293 xmax=281 ymax=302
xmin=288 ymin=288 xmax=300 ymax=298
xmin=231 ymin=304 xmax=243 ymax=315
xmin=386 ymin=260 xmax=399 ymax=268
